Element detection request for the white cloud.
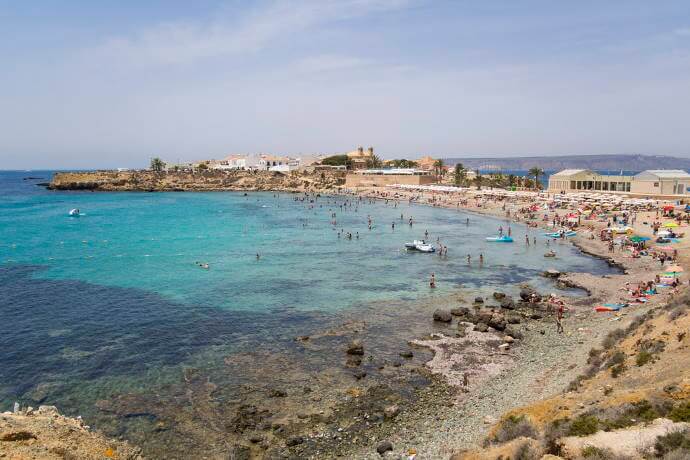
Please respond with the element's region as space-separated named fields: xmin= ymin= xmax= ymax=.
xmin=93 ymin=0 xmax=415 ymax=66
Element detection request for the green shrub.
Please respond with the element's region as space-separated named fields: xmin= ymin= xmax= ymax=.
xmin=610 ymin=363 xmax=627 ymax=378
xmin=580 ymin=446 xmax=628 ymax=459
xmin=669 ymin=402 xmax=690 ymax=422
xmin=514 ymin=441 xmax=539 ymax=460
xmin=568 ymin=415 xmax=599 ymax=437
xmin=636 ymin=350 xmax=653 ymax=366
xmin=601 ymin=400 xmax=660 ymax=430
xmin=606 ymin=351 xmax=626 ymax=368
xmin=654 ymin=429 xmax=690 ymax=457
xmin=493 ymin=414 xmax=539 ymax=443
xmin=602 ymin=329 xmax=627 ymax=348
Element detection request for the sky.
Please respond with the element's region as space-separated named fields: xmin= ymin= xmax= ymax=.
xmin=1 ymin=0 xmax=690 ymax=169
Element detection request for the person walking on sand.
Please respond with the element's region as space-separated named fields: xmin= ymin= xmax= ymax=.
xmin=556 ymin=303 xmax=565 ymax=334
xmin=430 ymin=272 xmax=436 ymax=288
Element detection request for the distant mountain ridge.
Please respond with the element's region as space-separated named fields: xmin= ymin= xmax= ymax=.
xmin=442 ymin=154 xmax=690 ymax=171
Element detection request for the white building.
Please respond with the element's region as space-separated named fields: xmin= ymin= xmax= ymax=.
xmin=548 ymin=169 xmax=690 ymax=197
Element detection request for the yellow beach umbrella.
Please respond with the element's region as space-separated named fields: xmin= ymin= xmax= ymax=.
xmin=663 ymin=222 xmax=679 ymax=228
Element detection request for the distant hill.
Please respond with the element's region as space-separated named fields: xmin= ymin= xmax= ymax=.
xmin=442 ymin=154 xmax=690 ymax=172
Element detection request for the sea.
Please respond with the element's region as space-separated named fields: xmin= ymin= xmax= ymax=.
xmin=0 ymin=170 xmax=615 ymax=455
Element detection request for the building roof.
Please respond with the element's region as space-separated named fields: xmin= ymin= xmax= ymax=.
xmin=550 ymin=169 xmax=591 ymax=177
xmin=634 ymin=170 xmax=690 ymax=180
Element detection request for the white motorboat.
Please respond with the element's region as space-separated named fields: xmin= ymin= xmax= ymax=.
xmin=415 ymin=243 xmax=436 ymax=253
xmin=404 ymin=239 xmax=426 ymax=249
xmin=68 ymin=208 xmax=80 ymax=217
xmin=404 ymin=239 xmax=435 ymax=252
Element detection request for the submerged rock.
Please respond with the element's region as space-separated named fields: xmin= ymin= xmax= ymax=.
xmin=500 ymin=297 xmax=515 ymax=310
xmin=384 ymin=404 xmax=400 ymax=419
xmin=346 ymin=340 xmax=364 ymax=355
xmin=433 ymin=309 xmax=452 ymax=322
xmin=450 ymin=307 xmax=470 ymax=317
xmin=544 ymin=269 xmax=561 ymax=278
xmin=474 ymin=296 xmax=484 ymax=304
xmin=399 ymin=350 xmax=414 ymax=358
xmin=493 ymin=292 xmax=506 ymax=300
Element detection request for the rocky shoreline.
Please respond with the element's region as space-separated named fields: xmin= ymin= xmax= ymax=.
xmin=48 ymin=169 xmax=345 ymax=193
xmin=1 ymin=404 xmax=142 ymax=459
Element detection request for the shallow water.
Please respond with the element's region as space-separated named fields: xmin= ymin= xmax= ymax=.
xmin=0 ymin=171 xmax=614 ymax=454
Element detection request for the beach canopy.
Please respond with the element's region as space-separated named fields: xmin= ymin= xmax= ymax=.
xmin=629 ymin=236 xmax=650 ymax=243
xmin=655 ymin=246 xmax=676 ymax=252
xmin=666 ymin=265 xmax=684 ymax=273
xmin=664 ymin=205 xmax=675 ymax=211
xmin=663 ymin=222 xmax=679 ymax=228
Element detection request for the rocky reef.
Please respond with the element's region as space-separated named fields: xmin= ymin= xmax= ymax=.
xmin=48 ymin=169 xmax=345 ymax=192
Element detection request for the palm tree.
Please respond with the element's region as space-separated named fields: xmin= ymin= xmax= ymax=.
xmin=150 ymin=157 xmax=166 ymax=172
xmin=474 ymin=169 xmax=482 ymax=190
xmin=365 ymin=154 xmax=383 ymax=169
xmin=528 ymin=167 xmax=544 ymax=190
xmin=433 ymin=159 xmax=445 ymax=181
xmin=453 ymin=163 xmax=466 ymax=186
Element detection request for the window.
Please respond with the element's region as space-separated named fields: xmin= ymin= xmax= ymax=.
xmin=626 ymin=183 xmax=631 ymax=192
xmin=654 ymin=182 xmax=659 ymax=187
xmin=603 ymin=182 xmax=609 ymax=191
xmin=570 ymin=180 xmax=576 ymax=189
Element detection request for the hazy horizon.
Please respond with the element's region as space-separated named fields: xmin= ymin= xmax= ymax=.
xmin=2 ymin=0 xmax=690 ymax=169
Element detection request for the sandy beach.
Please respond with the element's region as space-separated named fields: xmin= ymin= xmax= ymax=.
xmin=325 ymin=184 xmax=690 ymax=459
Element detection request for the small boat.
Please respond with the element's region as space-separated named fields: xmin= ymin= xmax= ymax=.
xmin=404 ymin=239 xmax=426 ymax=249
xmin=486 ymin=235 xmax=513 ymax=243
xmin=415 ymin=243 xmax=436 ymax=253
xmin=68 ymin=208 xmax=80 ymax=217
xmin=404 ymin=240 xmax=435 ymax=252
xmin=595 ymin=306 xmax=620 ymax=312
xmin=543 ymin=231 xmax=576 ymax=238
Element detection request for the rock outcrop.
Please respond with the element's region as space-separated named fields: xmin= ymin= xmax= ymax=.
xmin=0 ymin=405 xmax=142 ymax=459
xmin=48 ymin=169 xmax=345 ymax=193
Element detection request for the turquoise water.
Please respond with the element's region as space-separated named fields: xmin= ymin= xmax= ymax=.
xmin=0 ymin=171 xmax=613 ymax=453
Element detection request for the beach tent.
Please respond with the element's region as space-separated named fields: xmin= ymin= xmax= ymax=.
xmin=666 ymin=265 xmax=684 ymax=274
xmin=655 ymin=246 xmax=675 ymax=252
xmin=663 ymin=222 xmax=679 ymax=228
xmin=629 ymin=236 xmax=650 ymax=243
